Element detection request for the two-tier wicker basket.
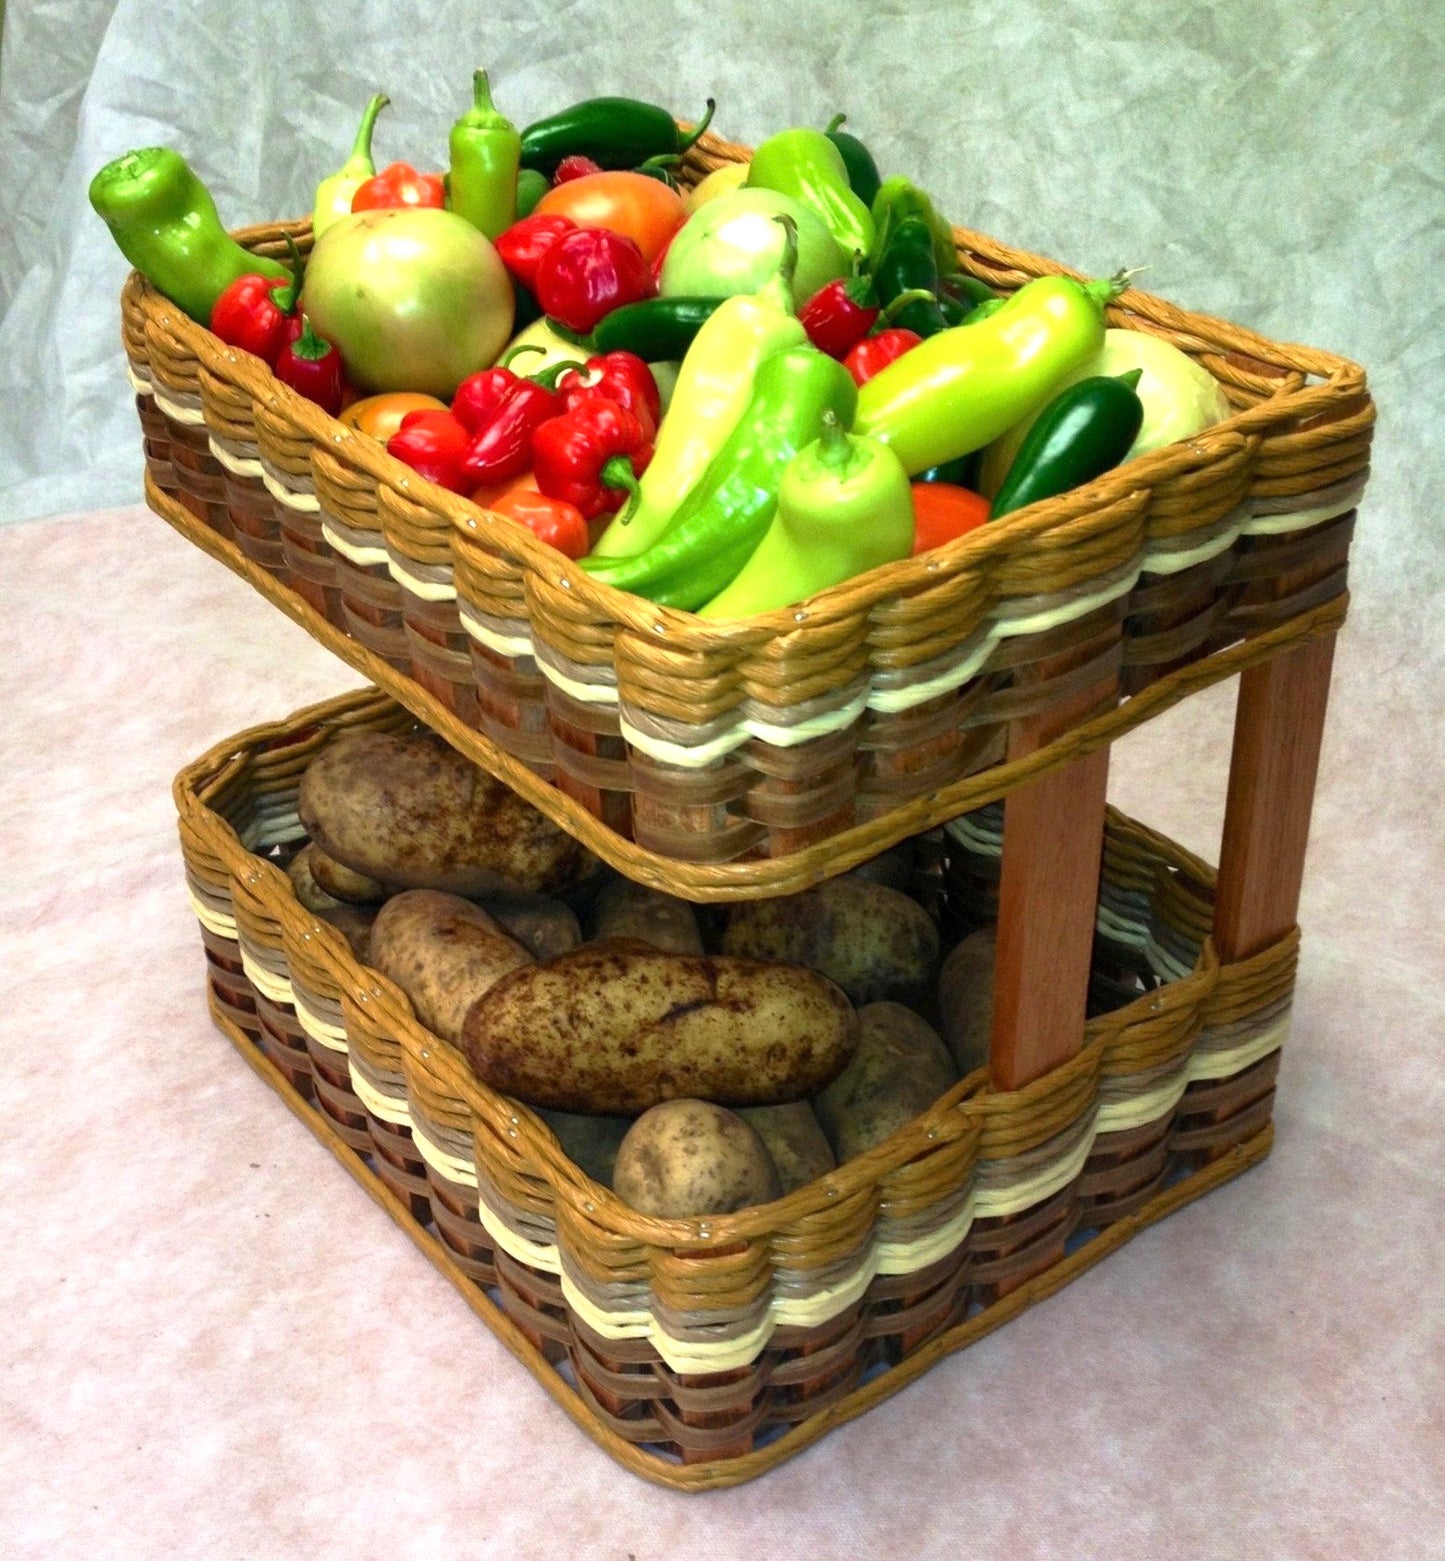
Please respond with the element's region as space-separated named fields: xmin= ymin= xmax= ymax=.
xmin=123 ymin=129 xmax=1370 ymax=1488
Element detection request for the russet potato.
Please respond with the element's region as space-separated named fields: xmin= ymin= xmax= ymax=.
xmin=613 ymin=1100 xmax=781 ymax=1218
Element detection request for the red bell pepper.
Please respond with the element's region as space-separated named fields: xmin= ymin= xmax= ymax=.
xmin=555 ymin=350 xmax=661 ymax=438
xmin=490 ymin=487 xmax=590 ymax=559
xmin=494 ymin=213 xmax=576 ymax=292
xmin=458 ymin=370 xmax=567 ymax=490
xmin=534 ymin=227 xmax=654 ymax=336
xmin=351 ymin=161 xmax=446 ymax=212
xmin=274 ymin=316 xmax=347 ymax=415
xmin=532 ymin=392 xmax=653 ymax=521
xmin=210 ymin=264 xmax=302 ymax=366
xmin=386 ymin=409 xmax=472 ymax=493
xmin=799 ymin=276 xmax=879 ymax=360
xmin=844 ymin=327 xmax=923 ymax=387
xmin=553 ymin=154 xmax=603 ymax=185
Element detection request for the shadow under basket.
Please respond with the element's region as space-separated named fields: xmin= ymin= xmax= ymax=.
xmin=175 ymin=687 xmax=1298 ymax=1491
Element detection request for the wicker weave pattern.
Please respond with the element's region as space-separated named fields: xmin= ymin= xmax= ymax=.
xmin=175 ymin=689 xmax=1293 ymax=1477
xmin=124 ymin=131 xmax=1370 ymax=871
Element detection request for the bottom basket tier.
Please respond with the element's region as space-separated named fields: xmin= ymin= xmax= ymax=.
xmin=174 ymin=688 xmax=1295 ymax=1490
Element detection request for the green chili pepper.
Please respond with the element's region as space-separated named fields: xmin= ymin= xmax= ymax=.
xmin=519 ymin=96 xmax=715 ymax=174
xmin=823 ymin=115 xmax=882 ymax=208
xmin=590 ymin=296 xmax=724 ymax=360
xmin=89 ymin=147 xmax=290 ymax=324
xmin=448 ymin=70 xmax=521 ymax=240
xmin=588 ymin=220 xmax=807 ymax=562
xmin=853 ymin=272 xmax=1128 ymax=475
xmin=989 ymin=370 xmax=1144 ymax=518
xmin=698 ymin=411 xmax=912 ymax=618
xmin=935 ymin=272 xmax=996 ymax=327
xmin=746 ymin=127 xmax=875 ymax=260
xmin=872 ymin=216 xmax=950 ymax=337
xmin=916 ymin=453 xmax=979 ymax=486
xmin=583 ymin=344 xmax=858 ymax=609
xmin=515 ymin=167 xmax=549 ymax=218
xmin=869 ymin=176 xmax=959 ymax=280
xmin=312 ymin=93 xmax=389 ymax=239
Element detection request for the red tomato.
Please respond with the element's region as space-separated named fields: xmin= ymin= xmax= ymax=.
xmin=534 ymin=172 xmax=687 ymax=264
xmin=909 ymin=482 xmax=990 ymax=555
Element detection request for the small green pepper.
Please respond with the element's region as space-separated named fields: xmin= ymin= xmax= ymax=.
xmin=990 ymin=370 xmax=1145 ymax=517
xmin=747 ymin=127 xmax=875 ymax=260
xmin=312 ymin=93 xmax=389 ymax=239
xmin=448 ymin=70 xmax=521 ymax=240
xmin=590 ymin=296 xmax=725 ymax=361
xmin=869 ymin=176 xmax=959 ymax=280
xmin=583 ymin=343 xmax=858 ymax=609
xmin=823 ymin=114 xmax=882 ymax=208
xmin=515 ymin=167 xmax=550 ymax=218
xmin=89 ymin=147 xmax=290 ymax=324
xmin=519 ymin=96 xmax=715 ymax=174
xmin=699 ymin=411 xmax=912 ymax=617
xmin=872 ymin=216 xmax=950 ymax=337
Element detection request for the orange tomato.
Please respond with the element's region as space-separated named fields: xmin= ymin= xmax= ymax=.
xmin=909 ymin=482 xmax=990 ymax=555
xmin=470 ymin=470 xmax=539 ymax=510
xmin=340 ymin=392 xmax=447 ymax=443
xmin=535 ymin=172 xmax=687 ymax=264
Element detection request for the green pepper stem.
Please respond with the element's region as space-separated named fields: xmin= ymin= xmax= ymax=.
xmin=676 ymin=98 xmax=716 ymax=155
xmin=530 ymin=359 xmax=587 ymax=390
xmin=472 ymin=70 xmax=498 ymax=117
xmin=875 ymin=288 xmax=936 ymax=327
xmin=341 ymin=93 xmax=389 ymax=178
xmin=274 ymin=232 xmax=306 ymax=314
xmin=825 ymin=113 xmax=847 ymax=135
xmin=1117 ymin=368 xmax=1145 ymax=390
xmin=499 ymin=342 xmax=546 ymax=368
xmin=814 ymin=409 xmax=855 ymax=472
xmin=601 ymin=456 xmax=642 ymax=521
xmin=289 ymin=315 xmax=333 ymax=363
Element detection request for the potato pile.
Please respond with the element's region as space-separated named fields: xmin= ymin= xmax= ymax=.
xmin=287 ymin=729 xmax=995 ymax=1221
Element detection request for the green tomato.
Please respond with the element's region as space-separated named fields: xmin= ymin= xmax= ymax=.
xmin=659 ymin=188 xmax=848 ymax=308
xmin=303 ymin=208 xmax=515 ymax=397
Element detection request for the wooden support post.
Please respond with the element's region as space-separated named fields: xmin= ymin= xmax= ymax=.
xmin=1214 ymin=634 xmax=1337 ymax=963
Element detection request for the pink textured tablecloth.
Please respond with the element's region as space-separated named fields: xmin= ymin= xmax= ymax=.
xmin=2 ymin=509 xmax=1441 ymax=1559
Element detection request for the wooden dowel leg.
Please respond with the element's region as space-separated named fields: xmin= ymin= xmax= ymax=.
xmin=1214 ymin=634 xmax=1337 ymax=963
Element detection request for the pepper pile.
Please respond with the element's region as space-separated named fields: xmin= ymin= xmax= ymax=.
xmin=90 ymin=79 xmax=1235 ymax=615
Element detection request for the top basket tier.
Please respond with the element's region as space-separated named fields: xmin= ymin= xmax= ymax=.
xmin=125 ymin=129 xmax=1371 ymax=901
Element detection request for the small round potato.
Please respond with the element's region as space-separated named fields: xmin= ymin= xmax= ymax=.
xmin=737 ymin=1102 xmax=835 ymax=1195
xmin=723 ymin=878 xmax=940 ymax=1006
xmin=286 ymin=843 xmax=344 ymax=912
xmin=813 ymin=1002 xmax=958 ymax=1162
xmin=937 ymin=928 xmax=996 ymax=1078
xmin=613 ymin=1100 xmax=782 ymax=1218
xmin=298 ymin=729 xmax=585 ymax=897
xmin=589 ymin=879 xmax=704 ymax=955
xmin=369 ymin=889 xmax=533 ymax=1043
xmin=308 ymin=842 xmax=388 ymax=906
xmin=476 ymin=893 xmax=582 ymax=961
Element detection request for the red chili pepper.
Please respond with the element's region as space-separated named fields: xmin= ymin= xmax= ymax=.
xmin=800 ymin=275 xmax=881 ymax=360
xmin=534 ymin=227 xmax=654 ymax=336
xmin=351 ymin=162 xmax=446 ymax=212
xmin=555 ymin=351 xmax=661 ymax=439
xmin=210 ymin=266 xmax=302 ymax=366
xmin=553 ymin=155 xmax=604 ymax=185
xmin=490 ymin=487 xmax=590 ymax=559
xmin=909 ymin=481 xmax=990 ymax=555
xmin=494 ymin=213 xmax=576 ymax=292
xmin=386 ymin=408 xmax=473 ymax=493
xmin=532 ymin=392 xmax=653 ymax=521
xmin=844 ymin=327 xmax=924 ymax=387
xmin=459 ymin=373 xmax=566 ymax=489
xmin=274 ymin=316 xmax=347 ymax=415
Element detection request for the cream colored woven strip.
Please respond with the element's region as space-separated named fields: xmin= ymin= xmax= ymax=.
xmin=126 ymin=362 xmax=153 ymax=396
xmin=291 ymin=988 xmax=349 ymax=1054
xmin=319 ymin=513 xmax=386 ymax=564
xmin=457 ymin=599 xmax=535 ymax=661
xmin=186 ymin=883 xmax=237 ymax=940
xmin=152 ymin=386 xmax=206 ymax=425
xmin=410 ymin=1119 xmax=479 ymax=1190
xmin=347 ymin=1060 xmax=415 ymax=1128
xmin=206 ymin=434 xmax=265 ymax=479
xmin=387 ymin=550 xmax=456 ymax=605
xmin=238 ymin=943 xmax=294 ymax=1007
xmin=1189 ymin=1011 xmax=1289 ymax=1081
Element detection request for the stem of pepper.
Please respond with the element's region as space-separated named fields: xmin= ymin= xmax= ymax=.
xmin=530 ymin=359 xmax=589 ymax=390
xmin=341 ymin=93 xmax=390 ymax=178
xmin=813 ymin=409 xmax=855 ymax=472
xmin=273 ymin=233 xmax=306 ymax=314
xmin=874 ymin=288 xmax=939 ymax=328
xmin=288 ymin=315 xmax=332 ymax=362
xmin=601 ymin=455 xmax=642 ymax=522
xmin=676 ymin=98 xmax=717 ymax=155
xmin=825 ymin=113 xmax=847 ymax=134
xmin=499 ymin=342 xmax=547 ymax=368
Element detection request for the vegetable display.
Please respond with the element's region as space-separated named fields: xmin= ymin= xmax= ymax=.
xmin=93 ymin=78 xmax=1237 ymax=619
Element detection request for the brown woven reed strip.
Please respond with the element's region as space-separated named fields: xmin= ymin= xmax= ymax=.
xmin=154 ymin=459 xmax=1346 ymax=902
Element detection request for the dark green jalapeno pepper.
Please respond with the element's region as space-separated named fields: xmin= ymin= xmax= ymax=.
xmin=869 ymin=176 xmax=959 ymax=280
xmin=872 ymin=216 xmax=950 ymax=337
xmin=89 ymin=146 xmax=290 ymax=324
xmin=990 ymin=370 xmax=1145 ymax=518
xmin=935 ymin=271 xmax=997 ymax=325
xmin=519 ymin=96 xmax=715 ymax=174
xmin=823 ymin=114 xmax=882 ymax=208
xmin=590 ymin=296 xmax=725 ymax=360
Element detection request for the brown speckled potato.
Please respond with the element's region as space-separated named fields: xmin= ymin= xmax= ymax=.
xmin=298 ymin=730 xmax=584 ymax=897
xmin=613 ymin=1100 xmax=782 ymax=1217
xmin=722 ymin=879 xmax=939 ymax=1006
xmin=536 ymin=1108 xmax=633 ymax=1187
xmin=737 ymin=1102 xmax=835 ymax=1194
xmin=813 ymin=1002 xmax=958 ymax=1162
xmin=308 ymin=842 xmax=389 ymax=905
xmin=937 ymin=928 xmax=996 ymax=1078
xmin=287 ymin=843 xmax=345 ymax=912
xmin=476 ymin=894 xmax=582 ymax=961
xmin=369 ymin=890 xmax=533 ymax=1043
xmin=589 ymin=878 xmax=704 ymax=954
xmin=460 ymin=940 xmax=859 ymax=1114
xmin=317 ymin=904 xmax=377 ymax=962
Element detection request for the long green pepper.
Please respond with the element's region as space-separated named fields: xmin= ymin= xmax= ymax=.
xmin=583 ymin=344 xmax=858 ymax=610
xmin=448 ymin=71 xmax=521 ymax=240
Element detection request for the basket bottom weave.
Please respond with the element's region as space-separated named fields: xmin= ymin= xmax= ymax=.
xmin=203 ymin=986 xmax=1273 ymax=1491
